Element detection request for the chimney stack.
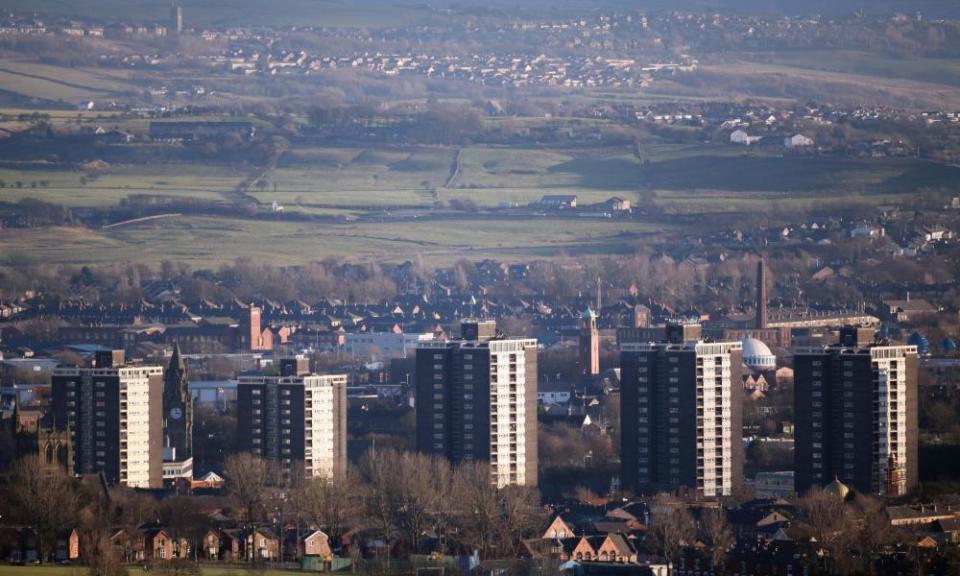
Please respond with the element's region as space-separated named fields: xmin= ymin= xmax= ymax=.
xmin=756 ymin=258 xmax=768 ymax=330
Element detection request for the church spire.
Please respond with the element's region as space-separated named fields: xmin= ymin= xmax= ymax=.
xmin=168 ymin=343 xmax=187 ymax=390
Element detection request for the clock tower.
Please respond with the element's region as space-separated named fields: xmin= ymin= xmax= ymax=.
xmin=163 ymin=344 xmax=193 ymax=482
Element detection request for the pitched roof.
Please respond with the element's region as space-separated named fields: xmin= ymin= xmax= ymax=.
xmin=603 ymin=533 xmax=635 ymax=556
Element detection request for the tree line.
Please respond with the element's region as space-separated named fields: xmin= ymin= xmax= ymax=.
xmin=0 ymin=448 xmax=544 ymax=573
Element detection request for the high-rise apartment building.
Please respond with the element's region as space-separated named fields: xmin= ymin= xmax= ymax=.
xmin=52 ymin=350 xmax=164 ymax=488
xmin=416 ymin=320 xmax=538 ymax=487
xmin=237 ymin=359 xmax=347 ymax=481
xmin=794 ymin=327 xmax=918 ymax=497
xmin=621 ymin=325 xmax=743 ymax=497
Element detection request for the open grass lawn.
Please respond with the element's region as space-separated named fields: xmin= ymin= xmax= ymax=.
xmin=259 ymin=147 xmax=453 ymax=207
xmin=0 ymin=215 xmax=665 ymax=267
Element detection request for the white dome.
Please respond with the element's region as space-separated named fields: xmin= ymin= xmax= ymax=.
xmin=742 ymin=336 xmax=776 ymax=371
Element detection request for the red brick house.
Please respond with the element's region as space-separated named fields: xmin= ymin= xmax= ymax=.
xmin=111 ymin=529 xmax=146 ymax=562
xmin=568 ymin=534 xmax=637 ymax=563
xmin=144 ymin=529 xmax=175 ymax=560
xmin=244 ymin=528 xmax=280 ymax=561
xmin=304 ymin=530 xmax=333 ymax=558
xmin=219 ymin=529 xmax=243 ymax=561
xmin=542 ymin=516 xmax=575 ymax=540
xmin=595 ymin=534 xmax=637 ymax=563
xmin=571 ymin=536 xmax=600 ymax=561
xmin=202 ymin=530 xmax=221 ymax=560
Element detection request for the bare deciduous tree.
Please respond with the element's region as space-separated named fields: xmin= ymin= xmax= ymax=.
xmin=797 ymin=488 xmax=846 ymax=549
xmin=455 ymin=461 xmax=500 ymax=556
xmin=302 ymin=472 xmax=359 ymax=546
xmin=358 ymin=447 xmax=401 ymax=567
xmin=700 ymin=507 xmax=734 ymax=569
xmin=9 ymin=454 xmax=79 ymax=563
xmin=225 ymin=452 xmax=269 ymax=527
xmin=395 ymin=451 xmax=435 ymax=552
xmin=649 ymin=493 xmax=696 ymax=561
xmin=428 ymin=457 xmax=457 ymax=555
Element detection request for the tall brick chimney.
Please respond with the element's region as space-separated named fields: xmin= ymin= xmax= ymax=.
xmin=756 ymin=258 xmax=768 ymax=330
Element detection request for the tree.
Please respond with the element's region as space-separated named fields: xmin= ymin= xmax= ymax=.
xmin=454 ymin=461 xmax=500 ymax=557
xmin=9 ymin=454 xmax=79 ymax=563
xmin=453 ymin=462 xmax=544 ymax=558
xmin=649 ymin=493 xmax=696 ymax=561
xmin=798 ymin=487 xmax=855 ymax=572
xmin=700 ymin=507 xmax=734 ymax=569
xmin=225 ymin=452 xmax=269 ymax=526
xmin=394 ymin=451 xmax=435 ymax=552
xmin=358 ymin=447 xmax=400 ymax=567
xmin=427 ymin=457 xmax=457 ymax=555
xmin=112 ymin=487 xmax=159 ymax=561
xmin=797 ymin=488 xmax=846 ymax=548
xmin=84 ymin=533 xmax=128 ymax=576
xmin=275 ymin=461 xmax=310 ymax=561
xmin=302 ymin=473 xmax=358 ymax=547
xmin=78 ymin=474 xmax=127 ymax=576
xmin=494 ymin=485 xmax=544 ymax=558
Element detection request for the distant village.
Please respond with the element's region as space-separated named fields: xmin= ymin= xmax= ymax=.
xmin=1 ymin=7 xmax=959 ymax=160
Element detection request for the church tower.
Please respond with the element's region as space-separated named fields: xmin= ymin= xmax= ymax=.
xmin=163 ymin=344 xmax=193 ymax=481
xmin=579 ymin=308 xmax=600 ymax=378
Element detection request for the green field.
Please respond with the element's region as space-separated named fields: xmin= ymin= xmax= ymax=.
xmin=0 ymin=60 xmax=139 ymax=105
xmin=0 ymin=165 xmax=245 ymax=207
xmin=258 ymin=147 xmax=453 ymax=208
xmin=2 ymin=134 xmax=957 ymax=266
xmin=253 ymin=144 xmax=959 ymax=215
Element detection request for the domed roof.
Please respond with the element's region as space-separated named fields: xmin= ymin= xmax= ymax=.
xmin=742 ymin=336 xmax=776 ymax=370
xmin=743 ymin=336 xmax=773 ymax=358
xmin=824 ymin=477 xmax=851 ymax=500
xmin=582 ymin=307 xmax=596 ymax=319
